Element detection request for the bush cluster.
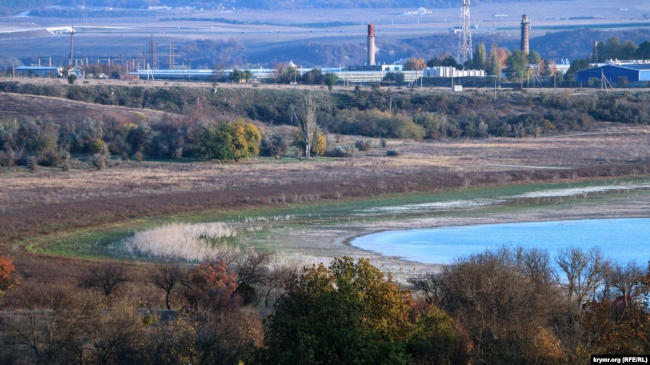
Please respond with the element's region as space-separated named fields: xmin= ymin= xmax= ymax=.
xmin=0 ymin=116 xmax=262 ymax=167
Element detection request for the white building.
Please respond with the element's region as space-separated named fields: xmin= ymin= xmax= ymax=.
xmin=423 ymin=67 xmax=485 ymax=78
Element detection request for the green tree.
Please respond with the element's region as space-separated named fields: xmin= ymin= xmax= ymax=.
xmin=231 ymin=69 xmax=245 ymax=83
xmin=621 ymin=40 xmax=638 ymax=59
xmin=635 ymin=41 xmax=650 ymax=59
xmin=301 ymin=69 xmax=324 ymax=84
xmin=383 ymin=72 xmax=405 ymax=84
xmin=427 ymin=55 xmax=460 ymax=69
xmin=262 ymin=257 xmax=466 ymax=365
xmin=198 ymin=122 xmax=236 ymax=160
xmin=487 ymin=44 xmax=503 ymax=78
xmin=507 ymin=49 xmax=529 ymax=81
xmin=528 ymin=50 xmax=541 ymax=65
xmin=472 ymin=43 xmax=487 ymax=70
xmin=324 ymin=73 xmax=338 ymax=91
xmin=263 ymin=257 xmax=411 ymax=364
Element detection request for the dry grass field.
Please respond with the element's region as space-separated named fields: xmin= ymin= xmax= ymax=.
xmin=1 ymin=122 xmax=649 ymax=245
xmin=0 ymin=92 xmax=181 ymax=123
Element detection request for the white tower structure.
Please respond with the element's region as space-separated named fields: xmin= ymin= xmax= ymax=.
xmin=457 ymin=0 xmax=472 ymax=64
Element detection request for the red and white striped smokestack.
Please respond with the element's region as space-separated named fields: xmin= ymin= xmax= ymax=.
xmin=367 ymin=24 xmax=376 ymax=66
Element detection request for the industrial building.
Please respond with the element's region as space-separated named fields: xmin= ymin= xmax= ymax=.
xmin=576 ymin=62 xmax=650 ymax=85
xmin=424 ymin=66 xmax=485 ymax=78
xmin=13 ymin=66 xmax=62 ymax=78
xmin=129 ymin=64 xmax=485 ymax=84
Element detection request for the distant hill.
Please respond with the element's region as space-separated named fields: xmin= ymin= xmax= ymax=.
xmin=0 ymin=0 xmax=561 ymax=10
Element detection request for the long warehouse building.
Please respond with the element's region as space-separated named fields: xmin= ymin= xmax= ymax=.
xmin=129 ymin=65 xmax=484 ymax=83
xmin=576 ymin=63 xmax=650 ymax=85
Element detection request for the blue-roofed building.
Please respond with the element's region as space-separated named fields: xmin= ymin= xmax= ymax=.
xmin=14 ymin=66 xmax=62 ymax=78
xmin=576 ymin=63 xmax=650 ymax=86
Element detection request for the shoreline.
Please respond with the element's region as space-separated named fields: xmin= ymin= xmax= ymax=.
xmin=324 ymin=196 xmax=650 ymax=280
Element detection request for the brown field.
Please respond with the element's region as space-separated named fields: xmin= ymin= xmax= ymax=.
xmin=1 ymin=122 xmax=649 ymax=246
xmin=0 ymin=91 xmax=181 ymax=123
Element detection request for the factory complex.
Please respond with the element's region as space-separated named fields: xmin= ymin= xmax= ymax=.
xmin=127 ymin=64 xmax=485 ymax=83
xmin=7 ymin=4 xmax=649 ymax=88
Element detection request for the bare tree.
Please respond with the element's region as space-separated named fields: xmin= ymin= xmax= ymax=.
xmin=407 ymin=272 xmax=442 ymax=305
xmin=291 ymin=93 xmax=317 ymax=159
xmin=151 ymin=264 xmax=185 ymax=310
xmin=81 ymin=263 xmax=129 ymax=305
xmin=604 ymin=263 xmax=645 ymax=306
xmin=556 ymin=248 xmax=607 ymax=310
xmin=409 ymin=247 xmax=564 ymax=364
xmin=234 ymin=252 xmax=271 ymax=306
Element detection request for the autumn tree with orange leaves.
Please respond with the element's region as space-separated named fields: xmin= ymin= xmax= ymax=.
xmin=183 ymin=260 xmax=240 ymax=313
xmin=0 ymin=256 xmax=16 ymax=294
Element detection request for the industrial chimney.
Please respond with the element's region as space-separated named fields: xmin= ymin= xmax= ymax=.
xmin=367 ymin=24 xmax=376 ymax=66
xmin=521 ymin=15 xmax=530 ymax=55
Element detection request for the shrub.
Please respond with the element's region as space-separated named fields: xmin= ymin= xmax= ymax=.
xmin=232 ymin=119 xmax=262 ymax=159
xmin=355 ymin=139 xmax=371 ymax=152
xmin=325 ymin=146 xmax=354 ymax=158
xmin=0 ymin=148 xmax=17 ymax=167
xmin=260 ymin=134 xmax=288 ymax=157
xmin=62 ymin=151 xmax=71 ymax=171
xmin=312 ymin=133 xmax=327 ymax=156
xmin=29 ymin=156 xmax=39 ymax=172
xmin=67 ymin=74 xmax=77 ymax=85
xmin=88 ymin=138 xmax=106 ymax=154
xmin=199 ymin=120 xmax=261 ymax=161
xmin=386 ymin=149 xmax=400 ymax=157
xmin=37 ymin=149 xmax=63 ymax=167
xmin=91 ymin=144 xmax=110 ymax=170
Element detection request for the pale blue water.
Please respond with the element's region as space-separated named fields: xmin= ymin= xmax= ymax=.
xmin=350 ymin=218 xmax=650 ymax=265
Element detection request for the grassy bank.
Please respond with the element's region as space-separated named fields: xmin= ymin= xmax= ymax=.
xmin=18 ymin=175 xmax=650 ymax=260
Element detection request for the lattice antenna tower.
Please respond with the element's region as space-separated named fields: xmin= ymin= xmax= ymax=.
xmin=457 ymin=0 xmax=472 ymax=64
xmin=148 ymin=34 xmax=158 ymax=70
xmin=168 ymin=40 xmax=175 ymax=70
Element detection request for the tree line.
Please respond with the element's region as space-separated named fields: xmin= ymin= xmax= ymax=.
xmin=2 ymin=82 xmax=649 ymax=167
xmin=1 ymin=246 xmax=648 ymax=364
